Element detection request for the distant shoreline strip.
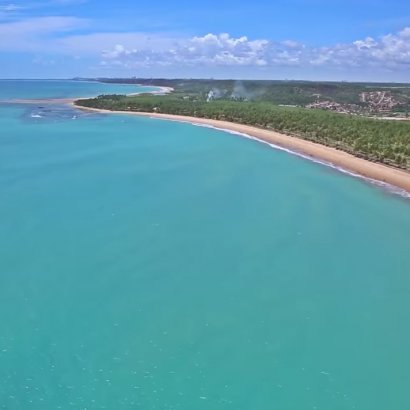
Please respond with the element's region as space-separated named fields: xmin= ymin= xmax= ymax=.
xmin=0 ymin=86 xmax=174 ymax=105
xmin=73 ymin=105 xmax=410 ymax=197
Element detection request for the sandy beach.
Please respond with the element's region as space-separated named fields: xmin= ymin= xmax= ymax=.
xmin=127 ymin=86 xmax=174 ymax=96
xmin=147 ymin=86 xmax=174 ymax=95
xmin=73 ymin=105 xmax=410 ymax=194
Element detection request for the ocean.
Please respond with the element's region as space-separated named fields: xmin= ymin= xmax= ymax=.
xmin=1 ymin=80 xmax=410 ymax=409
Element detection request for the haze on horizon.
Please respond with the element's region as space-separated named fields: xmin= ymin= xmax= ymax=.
xmin=1 ymin=0 xmax=410 ymax=82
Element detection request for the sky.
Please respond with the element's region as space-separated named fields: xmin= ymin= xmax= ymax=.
xmin=1 ymin=0 xmax=410 ymax=81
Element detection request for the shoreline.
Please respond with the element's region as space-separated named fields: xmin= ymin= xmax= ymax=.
xmin=147 ymin=86 xmax=174 ymax=95
xmin=0 ymin=85 xmax=174 ymax=105
xmin=74 ymin=104 xmax=410 ymax=195
xmin=127 ymin=85 xmax=174 ymax=96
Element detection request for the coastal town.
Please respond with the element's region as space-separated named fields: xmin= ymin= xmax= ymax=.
xmin=306 ymin=90 xmax=407 ymax=117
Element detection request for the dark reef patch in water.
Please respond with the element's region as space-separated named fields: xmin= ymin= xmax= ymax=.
xmin=21 ymin=104 xmax=106 ymax=123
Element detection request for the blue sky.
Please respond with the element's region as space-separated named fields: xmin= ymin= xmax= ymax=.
xmin=1 ymin=0 xmax=410 ymax=80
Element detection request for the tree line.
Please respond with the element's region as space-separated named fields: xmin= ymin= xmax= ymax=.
xmin=76 ymin=95 xmax=410 ymax=170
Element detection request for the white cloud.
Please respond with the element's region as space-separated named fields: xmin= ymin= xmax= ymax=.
xmin=310 ymin=28 xmax=410 ymax=68
xmin=100 ymin=33 xmax=278 ymax=68
xmin=100 ymin=29 xmax=410 ymax=71
xmin=0 ymin=0 xmax=87 ymax=15
xmin=0 ymin=16 xmax=87 ymax=52
xmin=179 ymin=33 xmax=270 ymax=66
xmin=63 ymin=32 xmax=178 ymax=55
xmin=2 ymin=15 xmax=410 ymax=75
xmin=0 ymin=3 xmax=24 ymax=12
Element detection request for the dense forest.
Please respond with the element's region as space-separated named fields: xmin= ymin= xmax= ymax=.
xmin=77 ymin=78 xmax=410 ymax=113
xmin=76 ymin=93 xmax=410 ymax=170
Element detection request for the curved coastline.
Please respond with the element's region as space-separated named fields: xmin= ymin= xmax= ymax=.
xmin=73 ymin=104 xmax=410 ymax=196
xmin=0 ymin=85 xmax=173 ymax=105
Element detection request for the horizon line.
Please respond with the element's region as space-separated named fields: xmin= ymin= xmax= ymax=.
xmin=1 ymin=78 xmax=410 ymax=85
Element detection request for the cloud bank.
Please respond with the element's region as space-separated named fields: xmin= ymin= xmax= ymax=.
xmin=101 ymin=29 xmax=410 ymax=71
xmin=1 ymin=14 xmax=410 ymax=78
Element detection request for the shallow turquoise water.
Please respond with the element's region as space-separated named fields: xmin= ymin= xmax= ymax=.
xmin=0 ymin=80 xmax=157 ymax=100
xmin=0 ymin=82 xmax=410 ymax=409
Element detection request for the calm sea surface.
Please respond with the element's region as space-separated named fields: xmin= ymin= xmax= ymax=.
xmin=1 ymin=80 xmax=409 ymax=409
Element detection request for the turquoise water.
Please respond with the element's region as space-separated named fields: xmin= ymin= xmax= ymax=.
xmin=0 ymin=80 xmax=157 ymax=100
xmin=1 ymin=82 xmax=410 ymax=410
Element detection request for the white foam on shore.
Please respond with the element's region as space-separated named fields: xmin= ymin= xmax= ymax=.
xmin=201 ymin=124 xmax=410 ymax=199
xmin=148 ymin=116 xmax=410 ymax=200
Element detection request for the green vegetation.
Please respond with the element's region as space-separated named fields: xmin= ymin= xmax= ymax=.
xmin=76 ymin=88 xmax=410 ymax=170
xmin=87 ymin=78 xmax=410 ymax=110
